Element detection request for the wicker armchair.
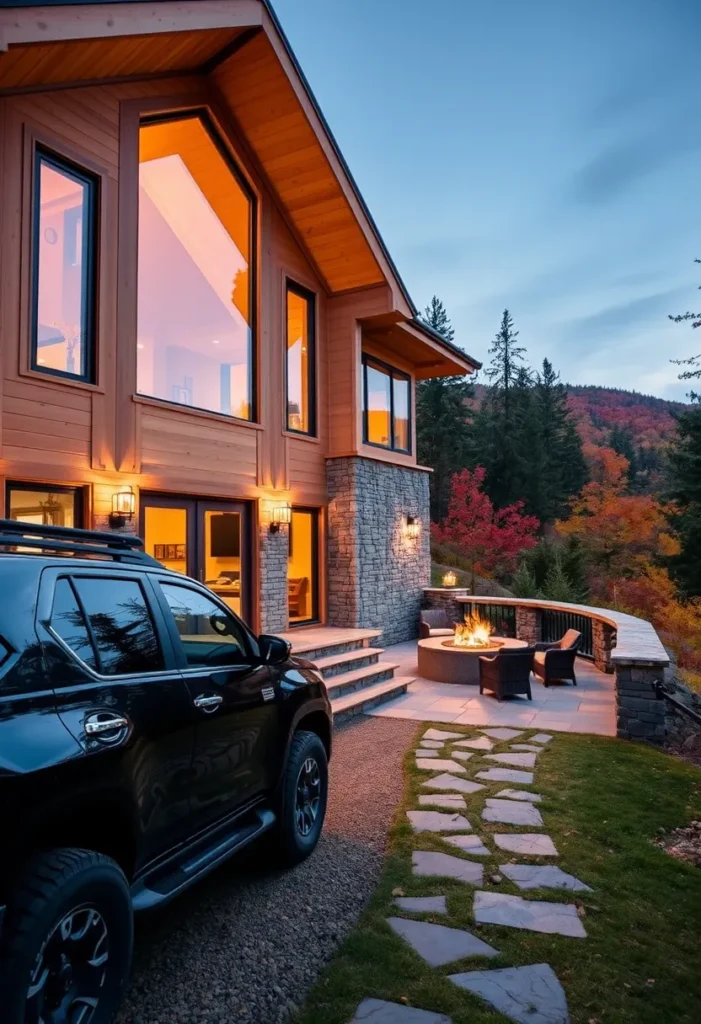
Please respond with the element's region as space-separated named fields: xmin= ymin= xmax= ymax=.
xmin=533 ymin=629 xmax=581 ymax=687
xmin=479 ymin=648 xmax=535 ymax=701
xmin=419 ymin=608 xmax=455 ymax=639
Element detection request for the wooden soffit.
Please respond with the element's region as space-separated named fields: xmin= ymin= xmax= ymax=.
xmin=363 ymin=319 xmax=480 ymax=380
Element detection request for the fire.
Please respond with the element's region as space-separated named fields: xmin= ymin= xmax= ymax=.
xmin=453 ymin=613 xmax=493 ymax=649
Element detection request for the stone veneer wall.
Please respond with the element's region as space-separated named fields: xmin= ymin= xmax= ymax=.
xmin=515 ymin=606 xmax=541 ymax=646
xmin=615 ymin=662 xmax=666 ymax=745
xmin=593 ymin=620 xmax=617 ymax=673
xmin=326 ymin=457 xmax=430 ymax=646
xmin=258 ymin=521 xmax=289 ymax=634
xmin=422 ymin=588 xmax=471 ymax=625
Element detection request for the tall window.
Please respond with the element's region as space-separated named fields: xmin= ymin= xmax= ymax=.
xmin=362 ymin=355 xmax=411 ymax=453
xmin=137 ymin=114 xmax=255 ymax=420
xmin=286 ymin=283 xmax=315 ymax=435
xmin=31 ymin=151 xmax=96 ymax=382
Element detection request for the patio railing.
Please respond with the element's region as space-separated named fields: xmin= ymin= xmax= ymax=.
xmin=541 ymin=607 xmax=593 ymax=658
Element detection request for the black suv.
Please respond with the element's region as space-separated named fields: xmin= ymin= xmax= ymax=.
xmin=0 ymin=520 xmax=332 ymax=1024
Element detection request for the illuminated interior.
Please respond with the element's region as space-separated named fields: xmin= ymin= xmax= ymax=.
xmin=286 ymin=287 xmax=313 ymax=433
xmin=288 ymin=509 xmax=317 ymax=624
xmin=34 ymin=157 xmax=90 ymax=378
xmin=7 ymin=486 xmax=77 ymax=527
xmin=137 ymin=116 xmax=254 ymax=419
xmin=203 ymin=511 xmax=242 ymax=616
xmin=363 ymin=356 xmax=410 ymax=452
xmin=143 ymin=506 xmax=188 ymax=574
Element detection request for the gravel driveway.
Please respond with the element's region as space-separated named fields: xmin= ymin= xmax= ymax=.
xmin=116 ymin=716 xmax=417 ymax=1024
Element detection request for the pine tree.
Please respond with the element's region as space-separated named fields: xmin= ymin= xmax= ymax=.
xmin=609 ymin=425 xmax=639 ymax=489
xmin=485 ymin=309 xmax=526 ymax=425
xmin=533 ymin=359 xmax=587 ymax=520
xmin=542 ymin=556 xmax=582 ymax=603
xmin=669 ymin=257 xmax=701 ymax=397
xmin=666 ymin=402 xmax=701 ymax=597
xmin=511 ymin=561 xmax=540 ymax=598
xmin=416 ymin=297 xmax=475 ymax=521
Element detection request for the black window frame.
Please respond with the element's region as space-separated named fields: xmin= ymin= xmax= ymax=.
xmin=5 ymin=480 xmax=84 ymax=529
xmin=284 ymin=280 xmax=317 ymax=437
xmin=361 ymin=354 xmax=412 ymax=454
xmin=136 ymin=108 xmax=258 ymax=423
xmin=30 ymin=147 xmax=98 ymax=384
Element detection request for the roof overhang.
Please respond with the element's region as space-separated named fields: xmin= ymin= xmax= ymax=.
xmin=363 ymin=315 xmax=480 ymax=379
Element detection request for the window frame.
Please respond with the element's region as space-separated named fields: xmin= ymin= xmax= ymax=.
xmin=136 ymin=109 xmax=258 ymax=423
xmin=361 ymin=353 xmax=412 ymax=454
xmin=284 ymin=280 xmax=317 ymax=437
xmin=30 ymin=147 xmax=98 ymax=384
xmin=5 ymin=481 xmax=84 ymax=529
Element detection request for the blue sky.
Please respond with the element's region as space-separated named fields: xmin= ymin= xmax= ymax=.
xmin=272 ymin=0 xmax=701 ymax=399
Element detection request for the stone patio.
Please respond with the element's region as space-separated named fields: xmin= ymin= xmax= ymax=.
xmin=367 ymin=641 xmax=615 ymax=735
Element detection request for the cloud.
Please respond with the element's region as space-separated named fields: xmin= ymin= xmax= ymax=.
xmin=560 ymin=287 xmax=687 ymax=354
xmin=570 ymin=133 xmax=699 ymax=205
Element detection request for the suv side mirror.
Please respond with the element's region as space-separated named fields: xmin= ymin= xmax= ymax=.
xmin=258 ymin=634 xmax=291 ymax=666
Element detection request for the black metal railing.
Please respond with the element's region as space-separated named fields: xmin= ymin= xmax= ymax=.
xmin=467 ymin=602 xmax=516 ymax=638
xmin=541 ymin=608 xmax=593 ymax=657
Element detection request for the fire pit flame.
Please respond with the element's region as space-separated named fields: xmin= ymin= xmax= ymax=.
xmin=452 ymin=613 xmax=493 ymax=649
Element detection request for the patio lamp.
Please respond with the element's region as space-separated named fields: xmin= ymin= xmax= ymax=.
xmin=442 ymin=570 xmax=458 ymax=588
xmin=109 ymin=487 xmax=136 ymax=529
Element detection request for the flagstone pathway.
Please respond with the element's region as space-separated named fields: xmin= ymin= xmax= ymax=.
xmin=349 ymin=726 xmax=590 ymax=1024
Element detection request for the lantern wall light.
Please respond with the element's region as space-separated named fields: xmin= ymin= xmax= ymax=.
xmin=442 ymin=570 xmax=458 ymax=588
xmin=270 ymin=503 xmax=292 ymax=533
xmin=109 ymin=486 xmax=136 ymax=529
xmin=406 ymin=515 xmax=420 ymax=540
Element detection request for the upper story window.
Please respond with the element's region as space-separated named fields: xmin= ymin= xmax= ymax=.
xmin=31 ymin=150 xmax=97 ymax=383
xmin=286 ymin=283 xmax=316 ymax=435
xmin=137 ymin=113 xmax=255 ymax=420
xmin=362 ymin=355 xmax=411 ymax=453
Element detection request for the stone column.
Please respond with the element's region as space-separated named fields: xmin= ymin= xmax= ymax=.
xmin=258 ymin=520 xmax=289 ymax=634
xmin=422 ymin=588 xmax=470 ymax=625
xmin=592 ymin=620 xmax=616 ymax=673
xmin=615 ymin=661 xmax=666 ymax=745
xmin=515 ymin=606 xmax=540 ymax=645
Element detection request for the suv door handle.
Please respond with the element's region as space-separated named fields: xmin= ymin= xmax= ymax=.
xmin=85 ymin=713 xmax=129 ymax=737
xmin=193 ymin=693 xmax=223 ymax=712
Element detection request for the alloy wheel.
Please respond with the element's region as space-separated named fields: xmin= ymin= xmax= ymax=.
xmin=295 ymin=756 xmax=321 ymax=837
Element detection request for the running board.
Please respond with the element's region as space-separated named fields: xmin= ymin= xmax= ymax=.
xmin=131 ymin=808 xmax=276 ymax=911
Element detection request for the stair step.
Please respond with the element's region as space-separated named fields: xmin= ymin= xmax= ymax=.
xmin=312 ymin=647 xmax=384 ymax=678
xmin=331 ymin=676 xmax=413 ymax=720
xmin=289 ymin=629 xmax=382 ymax=662
xmin=324 ymin=662 xmax=399 ymax=701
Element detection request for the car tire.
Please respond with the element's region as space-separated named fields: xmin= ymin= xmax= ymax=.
xmin=0 ymin=848 xmax=133 ymax=1024
xmin=273 ymin=729 xmax=328 ymax=866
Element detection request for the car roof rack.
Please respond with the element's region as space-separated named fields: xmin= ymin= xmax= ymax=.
xmin=0 ymin=519 xmax=161 ymax=567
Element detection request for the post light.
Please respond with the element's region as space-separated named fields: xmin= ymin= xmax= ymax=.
xmin=406 ymin=515 xmax=420 ymax=540
xmin=109 ymin=487 xmax=135 ymax=529
xmin=442 ymin=570 xmax=458 ymax=588
xmin=270 ymin=503 xmax=292 ymax=533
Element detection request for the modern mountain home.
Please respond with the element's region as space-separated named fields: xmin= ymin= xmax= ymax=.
xmin=0 ymin=0 xmax=478 ymax=682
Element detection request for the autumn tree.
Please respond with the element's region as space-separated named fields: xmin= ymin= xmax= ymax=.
xmin=432 ymin=467 xmax=539 ymax=590
xmin=416 ymin=297 xmax=475 ymax=521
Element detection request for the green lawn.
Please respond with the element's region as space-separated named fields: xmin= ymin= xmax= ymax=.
xmin=297 ymin=727 xmax=701 ymax=1024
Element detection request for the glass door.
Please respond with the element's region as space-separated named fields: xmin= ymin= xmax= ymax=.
xmin=140 ymin=495 xmax=251 ymax=622
xmin=288 ymin=508 xmax=319 ymax=625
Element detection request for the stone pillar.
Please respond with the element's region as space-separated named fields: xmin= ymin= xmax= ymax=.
xmin=515 ymin=606 xmax=540 ymax=645
xmin=258 ymin=520 xmax=289 ymax=634
xmin=422 ymin=588 xmax=470 ymax=625
xmin=592 ymin=620 xmax=616 ymax=673
xmin=615 ymin=661 xmax=666 ymax=745
xmin=326 ymin=456 xmax=430 ymax=646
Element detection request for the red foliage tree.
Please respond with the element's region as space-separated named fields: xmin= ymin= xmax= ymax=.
xmin=433 ymin=467 xmax=539 ymax=586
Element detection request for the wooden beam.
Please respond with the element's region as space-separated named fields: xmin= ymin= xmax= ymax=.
xmin=199 ymin=25 xmax=262 ymax=74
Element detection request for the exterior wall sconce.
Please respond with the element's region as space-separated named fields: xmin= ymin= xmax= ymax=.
xmin=109 ymin=487 xmax=136 ymax=529
xmin=270 ymin=503 xmax=292 ymax=534
xmin=442 ymin=570 xmax=458 ymax=588
xmin=406 ymin=515 xmax=420 ymax=540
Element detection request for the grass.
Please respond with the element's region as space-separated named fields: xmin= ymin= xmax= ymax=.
xmin=296 ymin=726 xmax=701 ymax=1024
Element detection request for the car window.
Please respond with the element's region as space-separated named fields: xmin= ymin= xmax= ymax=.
xmin=160 ymin=583 xmax=249 ymax=669
xmin=50 ymin=577 xmax=98 ymax=670
xmin=73 ymin=577 xmax=163 ymax=676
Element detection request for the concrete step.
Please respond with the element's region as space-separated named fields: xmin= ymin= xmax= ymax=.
xmin=324 ymin=662 xmax=400 ymax=701
xmin=331 ymin=676 xmax=413 ymax=721
xmin=313 ymin=647 xmax=384 ymax=679
xmin=289 ymin=629 xmax=382 ymax=663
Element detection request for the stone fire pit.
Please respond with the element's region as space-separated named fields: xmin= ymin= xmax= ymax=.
xmin=417 ymin=635 xmax=528 ymax=685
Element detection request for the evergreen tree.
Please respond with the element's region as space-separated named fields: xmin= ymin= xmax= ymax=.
xmin=511 ymin=560 xmax=540 ymax=598
xmin=666 ymin=402 xmax=701 ymax=597
xmin=416 ymin=297 xmax=474 ymax=521
xmin=541 ymin=556 xmax=582 ymax=603
xmin=609 ymin=425 xmax=639 ymax=488
xmin=533 ymin=359 xmax=588 ymax=520
xmin=669 ymin=257 xmax=701 ymax=397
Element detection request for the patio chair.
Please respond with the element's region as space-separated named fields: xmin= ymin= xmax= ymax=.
xmin=533 ymin=628 xmax=581 ymax=687
xmin=479 ymin=648 xmax=535 ymax=701
xmin=419 ymin=608 xmax=455 ymax=638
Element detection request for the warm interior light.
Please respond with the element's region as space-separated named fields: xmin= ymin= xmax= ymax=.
xmin=442 ymin=570 xmax=458 ymax=587
xmin=406 ymin=515 xmax=420 ymax=539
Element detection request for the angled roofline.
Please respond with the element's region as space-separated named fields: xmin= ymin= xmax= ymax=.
xmin=410 ymin=317 xmax=482 ymax=371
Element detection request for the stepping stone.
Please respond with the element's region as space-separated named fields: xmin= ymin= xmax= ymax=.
xmin=485 ymin=752 xmax=537 ymax=768
xmin=412 ymin=850 xmax=484 ymax=885
xmin=422 ymin=773 xmax=485 ymax=795
xmin=351 ymin=998 xmax=454 ymax=1023
xmin=482 ymin=799 xmax=544 ymax=827
xmin=494 ymin=834 xmax=558 ymax=856
xmin=496 ymin=788 xmax=542 ymax=803
xmin=502 ymin=864 xmax=592 ymax=892
xmin=450 ymin=750 xmax=474 ymax=762
xmin=453 ymin=735 xmax=494 ymax=751
xmin=416 ymin=758 xmax=467 ymax=773
xmin=415 ymin=748 xmax=440 ymax=758
xmin=448 ymin=963 xmax=569 ymax=1024
xmin=419 ymin=793 xmax=467 ymax=810
xmin=476 ymin=768 xmax=534 ymax=784
xmin=421 ymin=739 xmax=445 ymax=749
xmin=423 ymin=729 xmax=464 ymax=741
xmin=387 ymin=916 xmax=499 ymax=967
xmin=394 ymin=895 xmax=448 ymax=914
xmin=473 ymin=891 xmax=587 ymax=938
xmin=480 ymin=728 xmax=523 ymax=740
xmin=443 ymin=834 xmax=491 ymax=856
xmin=530 ymin=733 xmax=553 ymax=744
xmin=407 ymin=810 xmax=472 ymax=833
xmin=511 ymin=743 xmax=543 ymax=753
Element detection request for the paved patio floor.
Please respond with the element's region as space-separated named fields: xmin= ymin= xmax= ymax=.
xmin=371 ymin=641 xmax=616 ymax=735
